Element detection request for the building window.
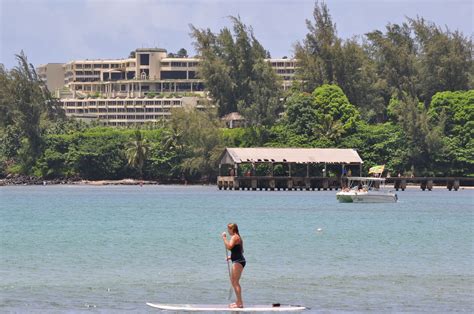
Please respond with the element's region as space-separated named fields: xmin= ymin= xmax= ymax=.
xmin=140 ymin=54 xmax=150 ymax=65
xmin=171 ymin=62 xmax=187 ymax=67
xmin=111 ymin=72 xmax=123 ymax=81
xmin=160 ymin=71 xmax=187 ymax=79
xmin=176 ymin=82 xmax=191 ymax=91
xmin=193 ymin=82 xmax=204 ymax=91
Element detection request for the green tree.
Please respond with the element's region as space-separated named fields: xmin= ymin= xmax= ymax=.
xmin=388 ymin=94 xmax=446 ymax=175
xmin=166 ymin=107 xmax=223 ymax=181
xmin=409 ymin=17 xmax=473 ymax=103
xmin=0 ymin=64 xmax=14 ymax=127
xmin=294 ymin=1 xmax=341 ymax=89
xmin=125 ymin=130 xmax=151 ymax=179
xmin=69 ymin=129 xmax=130 ymax=180
xmin=176 ymin=48 xmax=188 ymax=58
xmin=339 ymin=121 xmax=409 ymax=174
xmin=283 ymin=84 xmax=359 ymax=145
xmin=366 ymin=23 xmax=418 ymax=99
xmin=0 ymin=52 xmax=65 ymax=173
xmin=294 ymin=2 xmax=383 ymax=121
xmin=190 ymin=16 xmax=281 ymax=125
xmin=428 ymin=90 xmax=474 ymax=175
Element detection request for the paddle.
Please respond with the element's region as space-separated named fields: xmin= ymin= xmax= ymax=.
xmin=224 ymin=242 xmax=234 ymax=300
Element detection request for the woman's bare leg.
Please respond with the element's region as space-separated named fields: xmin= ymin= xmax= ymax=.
xmin=231 ymin=263 xmax=244 ymax=307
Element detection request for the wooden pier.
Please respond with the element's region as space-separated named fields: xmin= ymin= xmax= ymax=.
xmin=217 ymin=147 xmax=364 ymax=191
xmin=217 ymin=176 xmax=343 ymax=191
xmin=217 ymin=176 xmax=473 ymax=191
xmin=386 ymin=177 xmax=474 ymax=191
xmin=217 ymin=148 xmax=473 ymax=192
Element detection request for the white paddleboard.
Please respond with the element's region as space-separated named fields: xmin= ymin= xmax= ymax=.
xmin=146 ymin=302 xmax=307 ymax=312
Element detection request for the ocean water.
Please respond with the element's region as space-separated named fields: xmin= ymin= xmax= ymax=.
xmin=0 ymin=185 xmax=473 ymax=313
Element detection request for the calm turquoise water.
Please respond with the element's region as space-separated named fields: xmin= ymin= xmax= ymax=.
xmin=1 ymin=185 xmax=473 ymax=313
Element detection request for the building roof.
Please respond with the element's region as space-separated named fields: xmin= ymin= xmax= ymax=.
xmin=135 ymin=48 xmax=167 ymax=53
xmin=220 ymin=147 xmax=363 ymax=164
xmin=162 ymin=57 xmax=200 ymax=62
xmin=221 ymin=112 xmax=245 ymax=121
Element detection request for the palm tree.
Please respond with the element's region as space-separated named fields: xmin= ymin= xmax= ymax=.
xmin=161 ymin=125 xmax=185 ymax=155
xmin=126 ymin=130 xmax=150 ymax=179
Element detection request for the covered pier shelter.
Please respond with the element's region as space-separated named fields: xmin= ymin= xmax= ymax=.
xmin=217 ymin=147 xmax=363 ymax=191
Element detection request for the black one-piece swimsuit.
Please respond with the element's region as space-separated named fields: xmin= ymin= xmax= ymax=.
xmin=230 ymin=243 xmax=246 ymax=268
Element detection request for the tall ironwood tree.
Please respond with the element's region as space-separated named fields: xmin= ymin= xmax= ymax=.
xmin=190 ymin=16 xmax=282 ymax=126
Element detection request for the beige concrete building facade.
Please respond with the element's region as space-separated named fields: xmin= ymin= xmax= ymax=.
xmin=38 ymin=47 xmax=297 ymax=126
xmin=37 ymin=63 xmax=65 ymax=92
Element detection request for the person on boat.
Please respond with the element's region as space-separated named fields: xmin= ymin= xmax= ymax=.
xmin=222 ymin=223 xmax=246 ymax=308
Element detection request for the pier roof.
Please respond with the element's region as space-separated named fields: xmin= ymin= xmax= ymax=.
xmin=220 ymin=148 xmax=363 ymax=164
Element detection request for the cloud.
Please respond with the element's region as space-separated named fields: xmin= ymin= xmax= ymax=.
xmin=1 ymin=0 xmax=472 ymax=69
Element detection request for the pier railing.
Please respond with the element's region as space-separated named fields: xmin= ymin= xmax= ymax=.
xmin=385 ymin=177 xmax=474 ymax=191
xmin=217 ymin=176 xmax=474 ymax=191
xmin=218 ymin=176 xmax=344 ymax=191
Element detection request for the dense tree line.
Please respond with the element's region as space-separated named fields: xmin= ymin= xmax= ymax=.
xmin=190 ymin=16 xmax=282 ymax=126
xmin=0 ymin=2 xmax=472 ymax=181
xmin=294 ymin=2 xmax=472 ymax=123
xmin=0 ymin=53 xmax=65 ymax=175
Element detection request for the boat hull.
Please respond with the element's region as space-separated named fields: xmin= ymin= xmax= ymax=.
xmin=336 ymin=191 xmax=397 ymax=203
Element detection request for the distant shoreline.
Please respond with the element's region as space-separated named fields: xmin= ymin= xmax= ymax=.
xmin=0 ymin=177 xmax=194 ymax=186
xmin=1 ymin=178 xmax=473 ymax=190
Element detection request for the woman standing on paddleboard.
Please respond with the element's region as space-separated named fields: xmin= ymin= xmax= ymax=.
xmin=222 ymin=223 xmax=246 ymax=308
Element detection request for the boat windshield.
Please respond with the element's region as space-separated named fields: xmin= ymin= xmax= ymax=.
xmin=346 ymin=177 xmax=385 ymax=191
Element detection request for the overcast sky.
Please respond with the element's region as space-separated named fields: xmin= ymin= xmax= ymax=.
xmin=0 ymin=0 xmax=472 ymax=69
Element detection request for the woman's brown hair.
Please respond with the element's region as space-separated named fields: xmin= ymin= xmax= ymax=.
xmin=227 ymin=223 xmax=243 ymax=252
xmin=227 ymin=223 xmax=240 ymax=235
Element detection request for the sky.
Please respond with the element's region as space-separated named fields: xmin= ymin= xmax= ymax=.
xmin=0 ymin=0 xmax=472 ymax=69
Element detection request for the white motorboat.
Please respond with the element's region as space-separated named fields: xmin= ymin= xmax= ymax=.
xmin=336 ymin=177 xmax=397 ymax=203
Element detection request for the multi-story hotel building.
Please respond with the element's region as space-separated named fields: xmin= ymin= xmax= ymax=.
xmin=37 ymin=63 xmax=65 ymax=92
xmin=38 ymin=48 xmax=296 ymax=126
